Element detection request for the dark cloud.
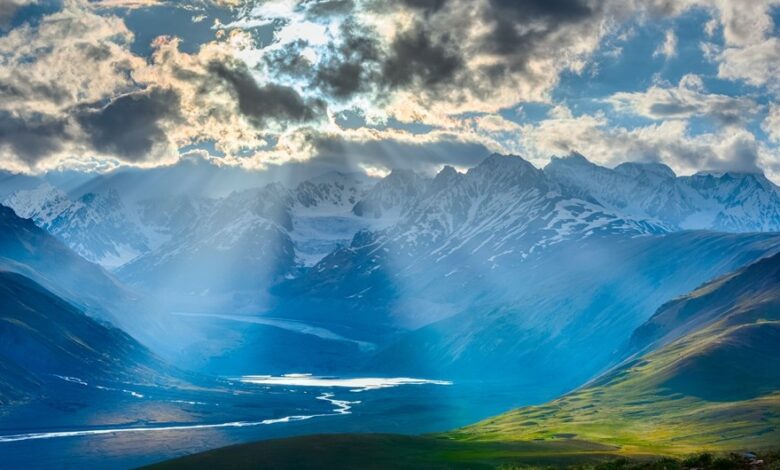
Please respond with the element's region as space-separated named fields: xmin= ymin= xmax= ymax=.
xmin=77 ymin=88 xmax=181 ymax=161
xmin=314 ymin=21 xmax=381 ymax=99
xmin=648 ymin=102 xmax=699 ymax=117
xmin=258 ymin=0 xmax=605 ymax=105
xmin=381 ymin=27 xmax=463 ymax=89
xmin=262 ymin=40 xmax=315 ymax=79
xmin=479 ymin=0 xmax=597 ymax=74
xmin=363 ymin=0 xmax=602 ymax=100
xmin=0 ymin=112 xmax=67 ymax=164
xmin=398 ymin=0 xmax=448 ymax=13
xmin=308 ymin=132 xmax=491 ymax=173
xmin=208 ymin=60 xmax=327 ymax=126
xmin=303 ymin=0 xmax=355 ymax=17
xmin=264 ymin=20 xmax=382 ymax=101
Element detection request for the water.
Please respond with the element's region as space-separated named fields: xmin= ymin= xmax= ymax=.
xmin=0 ymin=374 xmax=537 ymax=469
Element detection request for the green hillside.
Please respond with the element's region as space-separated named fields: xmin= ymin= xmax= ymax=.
xmin=452 ymin=252 xmax=780 ymax=455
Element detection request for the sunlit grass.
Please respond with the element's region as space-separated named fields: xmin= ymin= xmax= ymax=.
xmin=449 ymin=315 xmax=780 ymax=455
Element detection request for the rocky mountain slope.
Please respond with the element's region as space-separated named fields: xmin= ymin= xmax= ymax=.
xmin=546 ymin=153 xmax=780 ymax=232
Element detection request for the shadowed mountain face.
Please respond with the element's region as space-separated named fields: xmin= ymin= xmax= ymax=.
xmin=0 ymin=204 xmax=125 ymax=316
xmin=0 ymin=204 xmax=167 ymax=346
xmin=455 ymin=251 xmax=780 ymax=452
xmin=0 ymin=271 xmax=173 ymax=406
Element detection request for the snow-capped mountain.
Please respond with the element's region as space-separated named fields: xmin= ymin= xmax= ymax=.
xmin=10 ymin=151 xmax=780 ymax=322
xmin=290 ymin=171 xmax=378 ymax=266
xmin=352 ymin=169 xmax=428 ymax=221
xmin=295 ymin=154 xmax=667 ymax=299
xmin=117 ymin=172 xmax=381 ymax=302
xmin=116 ymin=184 xmax=296 ymax=307
xmin=545 ymin=154 xmax=780 ymax=232
xmin=681 ymin=171 xmax=780 ymax=232
xmin=294 ymin=171 xmax=373 ymax=212
xmin=4 ymin=185 xmax=151 ymax=268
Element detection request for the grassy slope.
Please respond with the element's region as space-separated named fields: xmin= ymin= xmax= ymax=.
xmin=452 ymin=254 xmax=780 ymax=455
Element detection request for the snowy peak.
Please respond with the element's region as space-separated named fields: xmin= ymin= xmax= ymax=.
xmin=545 ymin=154 xmax=780 ymax=232
xmin=614 ymin=161 xmax=676 ymax=180
xmin=352 ymin=169 xmax=429 ymax=219
xmin=218 ymin=184 xmax=294 ymax=231
xmin=468 ymin=153 xmax=546 ymax=190
xmin=294 ymin=171 xmax=374 ymax=213
xmin=4 ymin=184 xmax=72 ymax=225
xmin=3 ymin=185 xmax=151 ymax=268
xmin=335 ymin=153 xmax=666 ymax=275
xmin=685 ymin=171 xmax=776 ymax=196
xmin=430 ymin=165 xmax=463 ymax=193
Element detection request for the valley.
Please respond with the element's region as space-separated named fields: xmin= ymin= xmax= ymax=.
xmin=2 ymin=153 xmax=780 ymax=468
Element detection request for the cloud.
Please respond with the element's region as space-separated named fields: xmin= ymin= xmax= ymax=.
xmin=764 ymin=103 xmax=780 ymax=143
xmin=1 ymin=0 xmax=779 ymax=180
xmin=0 ymin=111 xmax=68 ymax=165
xmin=208 ymin=59 xmax=327 ymax=126
xmin=237 ymin=0 xmax=648 ymax=123
xmin=313 ymin=20 xmax=382 ymax=99
xmin=0 ymin=2 xmax=144 ymax=115
xmin=607 ymin=74 xmax=760 ymax=126
xmin=696 ymin=0 xmax=780 ymax=94
xmin=515 ymin=106 xmax=763 ymax=174
xmin=717 ymin=38 xmax=780 ymax=93
xmin=306 ymin=130 xmax=492 ymax=173
xmin=653 ymin=29 xmax=677 ymax=58
xmin=380 ymin=26 xmax=462 ymax=90
xmin=76 ymin=88 xmax=181 ymax=161
xmin=89 ymin=0 xmax=164 ymax=8
xmin=0 ymin=0 xmax=36 ymax=28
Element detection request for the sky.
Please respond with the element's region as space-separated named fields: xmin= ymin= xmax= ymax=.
xmin=1 ymin=0 xmax=780 ymax=181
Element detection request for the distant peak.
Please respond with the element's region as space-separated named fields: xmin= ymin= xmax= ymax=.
xmin=432 ymin=165 xmax=462 ymax=189
xmin=694 ymin=170 xmax=764 ymax=178
xmin=436 ymin=165 xmax=458 ymax=178
xmin=475 ymin=153 xmax=536 ymax=172
xmin=468 ymin=153 xmax=546 ymax=190
xmin=562 ymin=152 xmax=589 ymax=163
xmin=615 ymin=161 xmax=676 ymax=179
xmin=545 ymin=153 xmax=600 ymax=173
xmin=387 ymin=168 xmax=418 ymax=178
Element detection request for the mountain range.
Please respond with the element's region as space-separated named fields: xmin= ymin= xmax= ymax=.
xmin=10 ymin=153 xmax=780 ymax=275
xmin=5 ymin=153 xmax=780 ymax=390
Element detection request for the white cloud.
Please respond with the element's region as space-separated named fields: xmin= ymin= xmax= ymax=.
xmin=763 ymin=103 xmax=780 ymax=143
xmin=718 ymin=38 xmax=780 ymax=93
xmin=654 ymin=29 xmax=677 ymax=59
xmin=517 ymin=112 xmax=763 ymax=175
xmin=607 ymin=74 xmax=760 ymax=126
